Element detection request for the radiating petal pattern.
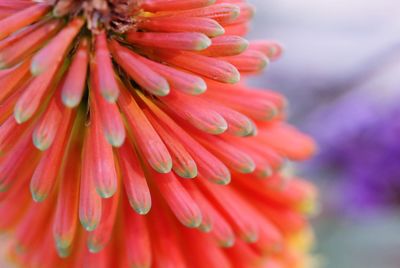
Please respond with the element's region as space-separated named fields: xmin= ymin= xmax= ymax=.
xmin=0 ymin=1 xmax=317 ymax=267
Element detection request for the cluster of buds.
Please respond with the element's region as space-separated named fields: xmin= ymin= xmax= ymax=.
xmin=0 ymin=0 xmax=317 ymax=267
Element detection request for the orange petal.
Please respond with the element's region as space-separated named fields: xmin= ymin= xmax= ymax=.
xmin=0 ymin=3 xmax=50 ymax=40
xmin=30 ymin=106 xmax=74 ymax=202
xmin=61 ymin=38 xmax=89 ymax=108
xmin=79 ymin=128 xmax=102 ymax=231
xmin=110 ymin=40 xmax=170 ymax=96
xmin=117 ymin=84 xmax=172 ymax=173
xmin=117 ymin=139 xmax=152 ymax=215
xmin=30 ymin=18 xmax=84 ymax=76
xmin=52 ymin=111 xmax=84 ymax=257
xmin=93 ymin=31 xmax=119 ymax=102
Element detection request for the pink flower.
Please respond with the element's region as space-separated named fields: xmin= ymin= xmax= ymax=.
xmin=0 ymin=1 xmax=317 ymax=267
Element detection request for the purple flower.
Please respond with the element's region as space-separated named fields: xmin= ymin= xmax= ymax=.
xmin=310 ymin=104 xmax=400 ymax=214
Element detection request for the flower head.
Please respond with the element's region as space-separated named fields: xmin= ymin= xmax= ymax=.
xmin=0 ymin=0 xmax=316 ymax=267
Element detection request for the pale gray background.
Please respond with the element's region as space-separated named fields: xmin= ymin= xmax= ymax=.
xmin=249 ymin=1 xmax=400 ymax=268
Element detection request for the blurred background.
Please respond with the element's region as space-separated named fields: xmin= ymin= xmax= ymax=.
xmin=248 ymin=0 xmax=400 ymax=267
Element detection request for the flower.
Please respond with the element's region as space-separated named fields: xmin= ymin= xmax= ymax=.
xmin=312 ymin=103 xmax=400 ymax=214
xmin=300 ymin=58 xmax=400 ymax=216
xmin=0 ymin=0 xmax=317 ymax=267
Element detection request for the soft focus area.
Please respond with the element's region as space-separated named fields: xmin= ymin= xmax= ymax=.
xmin=249 ymin=0 xmax=400 ymax=267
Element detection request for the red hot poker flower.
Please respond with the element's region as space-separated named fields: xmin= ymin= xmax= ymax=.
xmin=0 ymin=0 xmax=317 ymax=267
